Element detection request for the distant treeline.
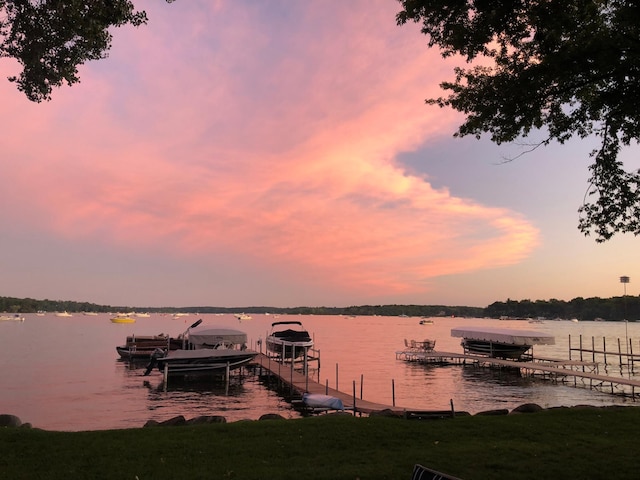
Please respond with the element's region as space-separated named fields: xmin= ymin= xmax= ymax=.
xmin=1 ymin=295 xmax=638 ymax=321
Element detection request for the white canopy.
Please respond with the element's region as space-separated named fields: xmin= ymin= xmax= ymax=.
xmin=188 ymin=327 xmax=248 ymax=348
xmin=451 ymin=326 xmax=555 ymax=346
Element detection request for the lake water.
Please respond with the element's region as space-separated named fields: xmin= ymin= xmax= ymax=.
xmin=1 ymin=313 xmax=638 ymax=431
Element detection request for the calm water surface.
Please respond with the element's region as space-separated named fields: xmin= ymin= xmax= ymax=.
xmin=1 ymin=313 xmax=637 ymax=431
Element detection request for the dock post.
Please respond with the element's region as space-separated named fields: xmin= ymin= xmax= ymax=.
xmin=335 ymin=363 xmax=339 ymax=391
xmin=360 ymin=374 xmax=364 ymax=399
xmin=618 ymin=338 xmax=623 ymax=369
xmin=303 ymin=347 xmax=308 ymax=377
xmin=352 ymin=381 xmax=357 ymax=415
xmin=603 ymin=337 xmax=608 ymax=365
xmin=290 ymin=355 xmax=294 ymax=395
xmin=579 ymin=335 xmax=584 ymax=362
xmin=569 ymin=334 xmax=572 ymax=360
xmin=325 ymin=379 xmax=329 ymax=395
xmin=392 ymin=379 xmax=395 ymax=407
xmin=163 ymin=363 xmax=169 ymax=391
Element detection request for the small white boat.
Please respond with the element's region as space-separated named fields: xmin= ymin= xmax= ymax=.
xmin=55 ymin=311 xmax=73 ymax=317
xmin=0 ymin=314 xmax=25 ymax=322
xmin=235 ymin=313 xmax=252 ymax=321
xmin=451 ymin=326 xmax=555 ymax=360
xmin=266 ymin=321 xmax=313 ymax=359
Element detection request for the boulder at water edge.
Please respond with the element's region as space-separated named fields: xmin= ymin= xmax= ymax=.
xmin=0 ymin=414 xmax=22 ymax=427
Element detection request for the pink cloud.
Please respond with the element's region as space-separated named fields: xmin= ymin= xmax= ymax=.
xmin=0 ymin=1 xmax=539 ymax=300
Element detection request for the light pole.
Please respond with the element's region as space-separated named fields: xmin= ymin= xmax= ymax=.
xmin=620 ymin=276 xmax=630 ymax=356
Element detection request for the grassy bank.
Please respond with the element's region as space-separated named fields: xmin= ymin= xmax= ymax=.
xmin=1 ymin=406 xmax=638 ymax=479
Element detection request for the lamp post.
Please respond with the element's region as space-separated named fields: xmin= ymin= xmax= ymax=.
xmin=620 ymin=276 xmax=630 ymax=355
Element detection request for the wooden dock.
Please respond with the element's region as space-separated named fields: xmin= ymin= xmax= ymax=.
xmin=395 ymin=349 xmax=640 ymax=399
xmin=252 ymin=339 xmax=640 ymax=416
xmin=252 ymin=353 xmax=451 ymax=417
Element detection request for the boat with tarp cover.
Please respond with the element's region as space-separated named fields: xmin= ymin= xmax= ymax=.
xmin=451 ymin=326 xmax=555 ymax=360
xmin=145 ymin=326 xmax=257 ymax=377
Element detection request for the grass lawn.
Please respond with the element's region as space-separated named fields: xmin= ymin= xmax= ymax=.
xmin=1 ymin=406 xmax=639 ymax=479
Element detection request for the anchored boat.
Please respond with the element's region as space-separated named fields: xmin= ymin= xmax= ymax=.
xmin=451 ymin=326 xmax=554 ymax=360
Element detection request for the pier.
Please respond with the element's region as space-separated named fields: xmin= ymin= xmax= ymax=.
xmin=252 ymin=332 xmax=640 ymax=415
xmin=252 ymin=353 xmax=454 ymax=417
xmin=395 ymin=348 xmax=640 ymax=399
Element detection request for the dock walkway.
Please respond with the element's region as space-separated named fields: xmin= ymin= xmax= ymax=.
xmin=396 ymin=349 xmax=640 ymax=398
xmin=252 ymin=353 xmax=441 ymax=416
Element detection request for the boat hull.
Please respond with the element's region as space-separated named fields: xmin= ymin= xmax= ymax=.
xmin=266 ymin=338 xmax=314 ymax=359
xmin=153 ymin=349 xmax=258 ymax=376
xmin=461 ymin=340 xmax=532 ymax=360
xmin=111 ymin=316 xmax=136 ymax=324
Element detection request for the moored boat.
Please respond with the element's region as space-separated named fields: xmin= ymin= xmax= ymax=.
xmin=0 ymin=314 xmax=25 ymax=322
xmin=144 ymin=325 xmax=257 ymax=377
xmin=116 ymin=334 xmax=183 ymax=359
xmin=116 ymin=319 xmax=202 ymax=360
xmin=451 ymin=326 xmax=555 ymax=360
xmin=266 ymin=321 xmax=313 ymax=359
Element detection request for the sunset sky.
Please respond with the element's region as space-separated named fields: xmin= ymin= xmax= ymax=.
xmin=0 ymin=1 xmax=638 ymax=309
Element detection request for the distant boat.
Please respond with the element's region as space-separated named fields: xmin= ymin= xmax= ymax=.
xmin=111 ymin=314 xmax=136 ymax=324
xmin=235 ymin=313 xmax=252 ymax=321
xmin=36 ymin=311 xmax=46 ymax=316
xmin=135 ymin=312 xmax=151 ymax=318
xmin=419 ymin=318 xmax=434 ymax=325
xmin=82 ymin=312 xmax=98 ymax=316
xmin=0 ymin=314 xmax=25 ymax=322
xmin=55 ymin=311 xmax=73 ymax=317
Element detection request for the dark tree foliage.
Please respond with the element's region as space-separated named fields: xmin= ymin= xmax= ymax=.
xmin=0 ymin=0 xmax=173 ymax=102
xmin=397 ymin=0 xmax=640 ymax=241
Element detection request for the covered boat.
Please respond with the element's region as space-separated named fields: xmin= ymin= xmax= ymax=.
xmin=451 ymin=326 xmax=555 ymax=360
xmin=144 ymin=326 xmax=257 ymax=377
xmin=266 ymin=321 xmax=313 ymax=359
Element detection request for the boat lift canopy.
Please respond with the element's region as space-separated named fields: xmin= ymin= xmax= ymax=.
xmin=451 ymin=326 xmax=555 ymax=346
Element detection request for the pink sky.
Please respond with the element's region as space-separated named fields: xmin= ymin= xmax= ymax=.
xmin=0 ymin=1 xmax=637 ymax=308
